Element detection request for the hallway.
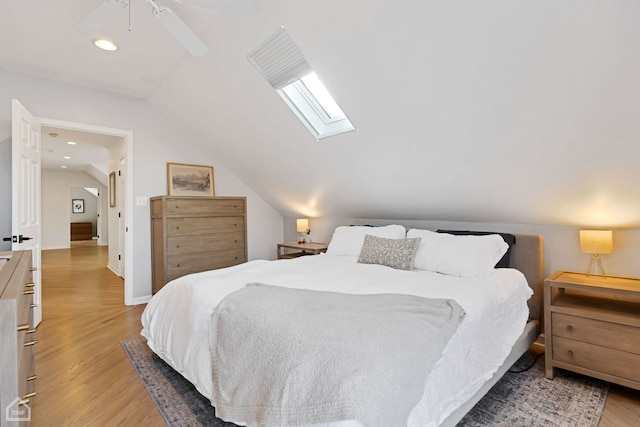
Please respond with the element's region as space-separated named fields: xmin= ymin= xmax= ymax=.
xmin=32 ymin=243 xmax=163 ymax=425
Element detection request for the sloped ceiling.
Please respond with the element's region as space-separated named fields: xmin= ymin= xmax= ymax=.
xmin=2 ymin=1 xmax=640 ymax=227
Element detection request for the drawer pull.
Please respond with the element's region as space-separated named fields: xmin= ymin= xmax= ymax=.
xmin=30 ymin=304 xmax=38 ymax=308
xmin=19 ymin=391 xmax=36 ymax=405
xmin=567 ymin=350 xmax=574 ymax=357
xmin=23 ymin=289 xmax=35 ymax=295
xmin=566 ymin=325 xmax=573 ymax=331
xmin=27 ymin=375 xmax=37 ymax=382
xmin=30 ymin=267 xmax=38 ymax=272
xmin=176 ymin=205 xmax=180 ymax=209
xmin=177 ymin=263 xmax=180 ymax=268
xmin=24 ymin=340 xmax=39 ymax=347
xmin=17 ymin=323 xmax=30 ymax=332
xmin=24 ymin=282 xmax=35 ymax=287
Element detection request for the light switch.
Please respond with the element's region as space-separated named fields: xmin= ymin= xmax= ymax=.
xmin=136 ymin=196 xmax=148 ymax=206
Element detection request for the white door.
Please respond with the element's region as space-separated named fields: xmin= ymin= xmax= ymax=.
xmin=118 ymin=157 xmax=125 ymax=276
xmin=11 ymin=99 xmax=42 ymax=326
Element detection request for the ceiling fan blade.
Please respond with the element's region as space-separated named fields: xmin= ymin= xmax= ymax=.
xmin=178 ymin=0 xmax=256 ymax=14
xmin=73 ymin=0 xmax=129 ymax=35
xmin=154 ymin=7 xmax=209 ymax=56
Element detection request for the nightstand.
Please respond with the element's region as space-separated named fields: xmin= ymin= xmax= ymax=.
xmin=277 ymin=242 xmax=328 ymax=260
xmin=544 ymin=271 xmax=640 ymax=391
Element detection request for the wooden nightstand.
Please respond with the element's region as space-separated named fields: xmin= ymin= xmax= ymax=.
xmin=544 ymin=271 xmax=640 ymax=390
xmin=277 ymin=242 xmax=328 ymax=260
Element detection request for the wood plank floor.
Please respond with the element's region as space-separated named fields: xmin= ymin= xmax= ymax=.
xmin=32 ymin=242 xmax=163 ymax=426
xmin=30 ymin=242 xmax=640 ymax=426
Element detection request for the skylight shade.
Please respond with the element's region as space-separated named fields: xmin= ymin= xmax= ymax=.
xmin=248 ymin=27 xmax=311 ymax=90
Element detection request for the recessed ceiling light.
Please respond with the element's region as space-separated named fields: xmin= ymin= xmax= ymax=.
xmin=93 ymin=39 xmax=118 ymax=52
xmin=60 ymin=165 xmax=68 ymax=169
xmin=66 ymin=141 xmax=77 ymax=145
xmin=63 ymin=156 xmax=71 ymax=160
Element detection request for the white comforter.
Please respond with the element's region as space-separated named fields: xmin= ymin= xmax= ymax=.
xmin=141 ymin=254 xmax=532 ymax=427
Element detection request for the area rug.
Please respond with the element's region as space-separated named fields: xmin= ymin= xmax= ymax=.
xmin=121 ymin=337 xmax=609 ymax=427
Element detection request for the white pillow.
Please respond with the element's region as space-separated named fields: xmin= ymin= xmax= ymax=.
xmin=326 ymin=225 xmax=407 ymax=256
xmin=406 ymin=229 xmax=508 ymax=277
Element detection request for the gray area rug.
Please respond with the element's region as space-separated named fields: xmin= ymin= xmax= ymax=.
xmin=121 ymin=336 xmax=609 ymax=427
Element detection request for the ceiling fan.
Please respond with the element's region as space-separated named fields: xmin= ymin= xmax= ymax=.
xmin=74 ymin=0 xmax=255 ymax=56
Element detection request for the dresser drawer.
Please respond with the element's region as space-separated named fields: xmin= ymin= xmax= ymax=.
xmin=167 ymin=232 xmax=245 ymax=255
xmin=553 ymin=336 xmax=640 ymax=383
xmin=18 ymin=333 xmax=35 ymax=398
xmin=167 ymin=217 xmax=245 ymax=237
xmin=552 ymin=312 xmax=640 ymax=355
xmin=165 ymin=198 xmax=245 ymax=216
xmin=166 ymin=248 xmax=246 ymax=279
xmin=18 ymin=289 xmax=32 ymax=327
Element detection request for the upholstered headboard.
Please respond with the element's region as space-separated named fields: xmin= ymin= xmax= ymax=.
xmin=510 ymin=233 xmax=544 ymax=331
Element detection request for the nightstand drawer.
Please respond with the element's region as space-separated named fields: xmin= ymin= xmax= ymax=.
xmin=552 ymin=313 xmax=640 ymax=355
xmin=553 ymin=336 xmax=640 ymax=383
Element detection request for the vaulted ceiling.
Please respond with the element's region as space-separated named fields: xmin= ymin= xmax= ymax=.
xmin=3 ymin=1 xmax=640 ymax=227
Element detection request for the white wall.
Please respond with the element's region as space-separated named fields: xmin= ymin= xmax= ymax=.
xmin=41 ymin=170 xmax=103 ymax=249
xmin=0 ymin=69 xmax=284 ymax=300
xmin=286 ymin=217 xmax=640 ymax=280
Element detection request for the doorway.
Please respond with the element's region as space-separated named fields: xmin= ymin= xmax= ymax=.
xmin=38 ymin=116 xmax=134 ymax=305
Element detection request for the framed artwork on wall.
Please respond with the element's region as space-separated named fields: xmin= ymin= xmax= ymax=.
xmin=72 ymin=199 xmax=85 ymax=214
xmin=167 ymin=163 xmax=214 ymax=196
xmin=109 ymin=171 xmax=116 ymax=207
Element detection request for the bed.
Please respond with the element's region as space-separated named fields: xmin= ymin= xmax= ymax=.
xmin=141 ymin=226 xmax=544 ymax=427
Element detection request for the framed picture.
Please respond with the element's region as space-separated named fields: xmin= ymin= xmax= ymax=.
xmin=109 ymin=171 xmax=116 ymax=207
xmin=167 ymin=163 xmax=214 ymax=197
xmin=72 ymin=199 xmax=85 ymax=214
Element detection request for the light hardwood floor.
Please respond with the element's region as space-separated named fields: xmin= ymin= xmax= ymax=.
xmin=32 ymin=242 xmax=163 ymax=425
xmin=31 ymin=243 xmax=640 ymax=426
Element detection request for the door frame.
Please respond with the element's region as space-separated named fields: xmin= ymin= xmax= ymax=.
xmin=37 ymin=116 xmax=135 ymax=306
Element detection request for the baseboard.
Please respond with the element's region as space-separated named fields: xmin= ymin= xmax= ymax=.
xmin=107 ymin=264 xmax=121 ymax=277
xmin=130 ymin=295 xmax=151 ymax=305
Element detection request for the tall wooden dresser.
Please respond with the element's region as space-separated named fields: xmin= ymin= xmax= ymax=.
xmin=0 ymin=250 xmax=37 ymax=426
xmin=150 ymin=196 xmax=248 ymax=294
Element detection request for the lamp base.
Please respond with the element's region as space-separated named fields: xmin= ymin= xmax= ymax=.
xmin=297 ymin=232 xmax=307 ymax=244
xmin=586 ymin=254 xmax=605 ymax=276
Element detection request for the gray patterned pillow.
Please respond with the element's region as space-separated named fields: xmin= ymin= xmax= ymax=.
xmin=357 ymin=235 xmax=422 ymax=270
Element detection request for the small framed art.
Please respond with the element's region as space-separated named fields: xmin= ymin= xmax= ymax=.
xmin=72 ymin=199 xmax=85 ymax=214
xmin=167 ymin=163 xmax=214 ymax=197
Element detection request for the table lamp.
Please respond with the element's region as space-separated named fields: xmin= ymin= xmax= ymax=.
xmin=579 ymin=229 xmax=613 ymax=276
xmin=296 ymin=219 xmax=310 ymax=244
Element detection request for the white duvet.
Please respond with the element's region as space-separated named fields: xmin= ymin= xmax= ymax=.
xmin=141 ymin=254 xmax=532 ymax=427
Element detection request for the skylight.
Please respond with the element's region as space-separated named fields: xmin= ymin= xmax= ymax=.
xmin=300 ymin=73 xmax=344 ymax=119
xmin=248 ymin=28 xmax=355 ymax=140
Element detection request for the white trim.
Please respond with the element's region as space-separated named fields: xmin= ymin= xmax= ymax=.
xmin=36 ymin=117 xmax=135 ymax=306
xmin=131 ymin=295 xmax=152 ymax=305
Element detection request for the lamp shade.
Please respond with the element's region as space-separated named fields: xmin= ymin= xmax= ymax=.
xmin=579 ymin=230 xmax=613 ymax=254
xmin=296 ymin=219 xmax=309 ymax=233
